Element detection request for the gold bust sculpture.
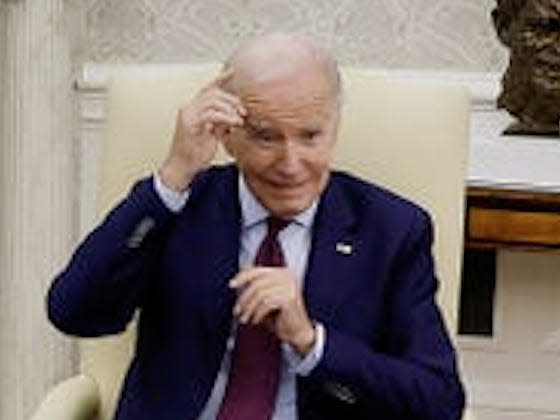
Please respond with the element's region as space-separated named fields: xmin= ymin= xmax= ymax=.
xmin=492 ymin=0 xmax=560 ymax=136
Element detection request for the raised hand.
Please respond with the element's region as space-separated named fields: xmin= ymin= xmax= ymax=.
xmin=158 ymin=69 xmax=246 ymax=191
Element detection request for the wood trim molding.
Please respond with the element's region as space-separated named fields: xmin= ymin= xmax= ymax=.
xmin=466 ymin=187 xmax=560 ymax=252
xmin=75 ymin=78 xmax=107 ymax=238
xmin=76 ymin=64 xmax=502 ymax=107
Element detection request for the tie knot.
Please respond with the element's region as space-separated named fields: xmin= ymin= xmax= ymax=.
xmin=266 ymin=217 xmax=290 ymax=237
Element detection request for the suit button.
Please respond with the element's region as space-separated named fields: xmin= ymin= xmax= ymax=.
xmin=127 ymin=217 xmax=155 ymax=248
xmin=324 ymin=381 xmax=357 ymax=404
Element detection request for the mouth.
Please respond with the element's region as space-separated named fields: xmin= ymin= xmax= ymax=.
xmin=266 ymin=179 xmax=308 ymax=191
xmin=258 ymin=181 xmax=311 ymax=201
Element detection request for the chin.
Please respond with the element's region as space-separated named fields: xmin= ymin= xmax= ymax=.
xmin=267 ymin=198 xmax=313 ymax=218
xmin=254 ymin=181 xmax=325 ymax=217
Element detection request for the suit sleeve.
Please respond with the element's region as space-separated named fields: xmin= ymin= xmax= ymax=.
xmin=47 ymin=177 xmax=177 ymax=337
xmin=308 ymin=212 xmax=465 ymax=419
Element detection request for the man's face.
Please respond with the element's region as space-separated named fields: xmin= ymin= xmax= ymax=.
xmin=224 ymin=66 xmax=339 ymax=219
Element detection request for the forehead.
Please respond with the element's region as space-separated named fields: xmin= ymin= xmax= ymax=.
xmin=237 ymin=68 xmax=336 ymax=127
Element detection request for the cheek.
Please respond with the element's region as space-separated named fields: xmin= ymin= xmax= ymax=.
xmin=238 ymin=151 xmax=276 ymax=177
xmin=308 ymin=150 xmax=332 ymax=173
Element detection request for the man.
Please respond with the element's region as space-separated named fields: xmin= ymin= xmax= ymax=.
xmin=48 ymin=33 xmax=465 ymax=419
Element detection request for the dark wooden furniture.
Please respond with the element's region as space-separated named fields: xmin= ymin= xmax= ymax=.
xmin=465 ymin=186 xmax=560 ymax=252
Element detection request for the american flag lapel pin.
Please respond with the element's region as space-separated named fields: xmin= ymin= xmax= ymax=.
xmin=335 ymin=242 xmax=353 ymax=255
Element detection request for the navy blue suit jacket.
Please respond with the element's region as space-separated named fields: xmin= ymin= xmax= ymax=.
xmin=48 ymin=165 xmax=464 ymax=419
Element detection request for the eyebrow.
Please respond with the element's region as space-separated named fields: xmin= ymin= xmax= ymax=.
xmin=244 ymin=120 xmax=274 ymax=132
xmin=247 ymin=116 xmax=325 ymax=128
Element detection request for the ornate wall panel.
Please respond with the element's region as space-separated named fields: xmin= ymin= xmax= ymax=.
xmin=66 ymin=0 xmax=508 ymax=72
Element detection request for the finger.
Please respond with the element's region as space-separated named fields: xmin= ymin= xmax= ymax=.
xmin=234 ymin=275 xmax=272 ymax=317
xmin=240 ymin=287 xmax=277 ymax=325
xmin=212 ymin=68 xmax=235 ymax=88
xmin=238 ymin=292 xmax=263 ymax=324
xmin=252 ymin=298 xmax=281 ymax=325
xmin=229 ymin=267 xmax=275 ymax=289
xmin=197 ymin=69 xmax=246 ymax=116
xmin=198 ymin=69 xmax=235 ymax=97
xmin=211 ymin=124 xmax=229 ymax=139
xmin=211 ymin=120 xmax=245 ymax=138
xmin=238 ymin=281 xmax=285 ymax=325
xmin=210 ymin=90 xmax=247 ymax=117
xmin=199 ymin=97 xmax=245 ymax=121
xmin=197 ymin=109 xmax=244 ymax=129
xmin=200 ymin=68 xmax=235 ymax=95
xmin=202 ymin=122 xmax=213 ymax=135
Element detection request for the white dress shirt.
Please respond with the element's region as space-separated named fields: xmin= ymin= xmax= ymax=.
xmin=153 ymin=173 xmax=326 ymax=419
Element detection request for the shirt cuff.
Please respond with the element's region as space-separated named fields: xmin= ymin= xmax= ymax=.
xmin=283 ymin=322 xmax=325 ymax=376
xmin=153 ymin=173 xmax=190 ymax=213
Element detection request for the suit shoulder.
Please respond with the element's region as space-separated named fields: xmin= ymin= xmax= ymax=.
xmin=185 ymin=164 xmax=237 ymax=199
xmin=168 ymin=164 xmax=238 ymax=219
xmin=189 ymin=164 xmax=236 ymax=189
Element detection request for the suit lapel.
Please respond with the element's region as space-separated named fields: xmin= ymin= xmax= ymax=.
xmin=304 ymin=175 xmax=358 ymax=323
xmin=200 ymin=166 xmax=241 ymax=335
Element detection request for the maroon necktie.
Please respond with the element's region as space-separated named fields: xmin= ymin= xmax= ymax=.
xmin=217 ymin=217 xmax=290 ymax=420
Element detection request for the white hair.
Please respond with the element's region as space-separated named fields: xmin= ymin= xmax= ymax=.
xmin=223 ymin=32 xmax=342 ymax=107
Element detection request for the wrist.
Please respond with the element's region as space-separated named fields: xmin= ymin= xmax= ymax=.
xmin=158 ymin=158 xmax=197 ymax=192
xmin=291 ymin=322 xmax=316 ymax=356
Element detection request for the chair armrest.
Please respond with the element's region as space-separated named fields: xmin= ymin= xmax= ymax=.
xmin=463 ymin=408 xmax=477 ymax=420
xmin=30 ymin=374 xmax=100 ymax=420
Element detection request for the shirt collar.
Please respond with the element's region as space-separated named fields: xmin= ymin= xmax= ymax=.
xmin=238 ymin=174 xmax=319 ymax=230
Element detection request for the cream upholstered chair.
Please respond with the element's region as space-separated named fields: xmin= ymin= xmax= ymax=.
xmin=31 ymin=64 xmax=472 ymax=419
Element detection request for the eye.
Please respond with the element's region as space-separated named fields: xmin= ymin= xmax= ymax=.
xmin=245 ymin=124 xmax=270 ymax=140
xmin=255 ymin=129 xmax=277 ymax=143
xmin=302 ymin=130 xmax=322 ymax=143
xmin=305 ymin=130 xmax=319 ymax=138
xmin=247 ymin=127 xmax=282 ymax=148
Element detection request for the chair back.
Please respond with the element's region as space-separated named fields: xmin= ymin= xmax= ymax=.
xmin=80 ymin=64 xmax=469 ymax=419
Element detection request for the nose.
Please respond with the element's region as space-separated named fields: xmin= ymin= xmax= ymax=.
xmin=275 ymin=140 xmax=302 ymax=177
